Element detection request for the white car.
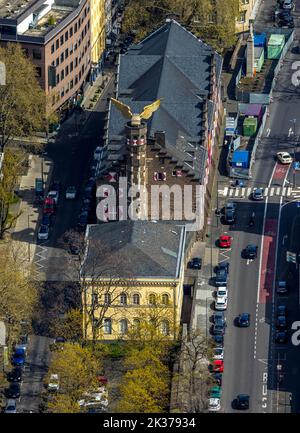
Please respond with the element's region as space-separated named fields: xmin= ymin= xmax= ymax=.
xmin=94 ymin=146 xmax=103 ymax=161
xmin=48 ymin=190 xmax=59 ymax=204
xmin=5 ymin=399 xmax=17 ymax=413
xmin=65 ymin=186 xmax=77 ymax=199
xmin=38 ymin=224 xmax=49 ymax=240
xmin=208 ymin=398 xmax=221 ymax=412
xmin=48 ymin=374 xmax=59 ymax=392
xmin=213 ymin=347 xmax=224 ymax=360
xmin=215 ymin=295 xmax=227 ymax=311
xmin=78 ymin=387 xmax=108 ymax=407
xmin=277 ymin=151 xmax=293 ymax=164
xmin=217 ymin=286 xmax=228 ymax=297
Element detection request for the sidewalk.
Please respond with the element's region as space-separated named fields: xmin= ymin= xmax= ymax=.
xmin=10 ymin=154 xmax=53 ymax=266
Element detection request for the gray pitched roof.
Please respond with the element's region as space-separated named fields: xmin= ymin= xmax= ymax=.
xmin=83 ymin=220 xmax=190 ymax=279
xmin=105 ymin=19 xmax=222 ymax=183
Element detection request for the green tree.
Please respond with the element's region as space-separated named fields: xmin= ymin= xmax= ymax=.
xmin=0 ymin=149 xmax=26 ymax=238
xmin=47 ymin=343 xmax=100 ymax=401
xmin=47 ymin=394 xmax=80 ymax=413
xmin=0 ymin=244 xmax=38 ymax=346
xmin=49 ymin=309 xmax=83 ymax=342
xmin=122 ymin=0 xmax=239 ymax=51
xmin=0 ymin=43 xmax=46 ymax=152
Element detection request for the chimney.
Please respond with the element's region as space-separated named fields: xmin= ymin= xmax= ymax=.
xmin=246 ymin=20 xmax=255 ymax=77
xmin=154 ymin=130 xmax=166 ymax=147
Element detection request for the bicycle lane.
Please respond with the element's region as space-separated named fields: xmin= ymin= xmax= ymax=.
xmin=252 ymin=162 xmax=290 ymax=412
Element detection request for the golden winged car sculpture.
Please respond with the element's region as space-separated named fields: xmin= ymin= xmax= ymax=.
xmin=110 ymin=97 xmax=162 ymax=126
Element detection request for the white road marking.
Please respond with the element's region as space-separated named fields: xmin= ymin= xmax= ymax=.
xmin=282 ymin=187 xmax=286 ymax=196
xmin=270 ymin=187 xmax=275 ymax=196
xmin=241 ymin=187 xmax=245 ymax=196
xmin=263 ymin=188 xmax=269 ymax=196
xmin=266 ymin=128 xmax=271 ymax=137
xmin=229 ymin=189 xmax=234 ymax=197
xmin=247 ymin=187 xmax=252 ymax=197
xmin=223 ymin=187 xmax=228 ymax=196
xmin=246 ymin=259 xmax=250 ymax=265
xmin=287 ymin=187 xmax=292 ymax=195
xmin=282 ymin=234 xmax=288 ymax=245
xmin=276 ymin=187 xmax=281 ymax=195
xmin=235 ymin=189 xmax=239 ymax=197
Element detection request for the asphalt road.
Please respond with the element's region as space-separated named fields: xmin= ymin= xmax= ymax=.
xmin=33 ymin=77 xmax=115 ymax=281
xmin=221 ymin=0 xmax=300 ymax=413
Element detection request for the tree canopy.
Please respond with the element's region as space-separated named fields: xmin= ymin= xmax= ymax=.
xmin=122 ymin=0 xmax=240 ymax=51
xmin=0 ymin=43 xmax=47 ymax=152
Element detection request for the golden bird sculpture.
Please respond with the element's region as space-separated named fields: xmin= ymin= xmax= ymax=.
xmin=110 ymin=97 xmax=162 ymax=126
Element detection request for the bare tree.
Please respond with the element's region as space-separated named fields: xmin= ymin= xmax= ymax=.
xmin=60 ymin=230 xmax=135 ymax=349
xmin=173 ymin=327 xmax=215 ymax=413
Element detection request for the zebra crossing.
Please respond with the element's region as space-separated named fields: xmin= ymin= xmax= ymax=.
xmin=218 ymin=186 xmax=300 ymax=198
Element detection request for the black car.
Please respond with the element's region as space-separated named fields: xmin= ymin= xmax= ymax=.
xmin=278 ymin=18 xmax=294 ymax=27
xmin=276 ymin=280 xmax=287 ymax=294
xmin=213 ymin=334 xmax=224 ymax=345
xmin=215 ymin=264 xmax=229 ymax=286
xmin=188 ymin=257 xmax=202 ymax=270
xmin=277 ymin=305 xmax=287 ymax=317
xmin=244 ymin=244 xmax=258 ymax=259
xmin=7 ymin=367 xmax=22 ymax=383
xmin=276 ymin=315 xmax=287 ymax=330
xmin=213 ymin=322 xmax=226 ymax=335
xmin=212 ymin=373 xmax=222 ymax=386
xmin=275 ymin=330 xmax=288 ymax=343
xmin=41 ymin=213 xmax=52 ymax=227
xmin=237 ymin=313 xmax=250 ymax=327
xmin=236 ymin=394 xmax=250 ymax=410
xmin=214 ymin=311 xmax=226 ymax=326
xmin=50 ymin=180 xmax=62 ymax=193
xmin=6 ymin=383 xmax=21 ymax=398
xmin=225 ymin=205 xmax=236 ymax=224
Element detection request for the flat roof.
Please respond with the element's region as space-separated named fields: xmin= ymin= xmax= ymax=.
xmin=0 ymin=0 xmax=33 ymax=19
xmin=23 ymin=5 xmax=73 ymax=36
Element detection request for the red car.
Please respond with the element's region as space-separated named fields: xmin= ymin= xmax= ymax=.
xmin=212 ymin=360 xmax=224 ymax=373
xmin=43 ymin=197 xmax=55 ymax=215
xmin=219 ymin=235 xmax=231 ymax=248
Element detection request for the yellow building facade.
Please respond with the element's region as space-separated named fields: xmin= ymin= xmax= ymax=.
xmin=236 ymin=0 xmax=257 ymax=33
xmin=82 ymin=277 xmax=185 ymax=341
xmin=90 ymin=0 xmax=106 ymax=65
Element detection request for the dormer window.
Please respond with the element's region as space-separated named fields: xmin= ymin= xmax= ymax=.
xmin=172 ymin=170 xmax=182 ymax=177
xmin=153 ymin=172 xmax=167 ymax=181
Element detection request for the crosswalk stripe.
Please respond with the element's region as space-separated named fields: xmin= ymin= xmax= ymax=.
xmin=270 ymin=187 xmax=274 ymax=196
xmin=287 ymin=187 xmax=292 ymax=195
xmin=219 ymin=186 xmax=297 ymax=197
xmin=263 ymin=188 xmax=268 ymax=196
xmin=235 ymin=189 xmax=239 ymax=197
xmin=282 ymin=187 xmax=286 ymax=196
xmin=223 ymin=187 xmax=228 ymax=197
xmin=276 ymin=187 xmax=281 ymax=196
xmin=229 ymin=189 xmax=234 ymax=197
xmin=247 ymin=187 xmax=252 ymax=197
xmin=241 ymin=188 xmax=245 ymax=197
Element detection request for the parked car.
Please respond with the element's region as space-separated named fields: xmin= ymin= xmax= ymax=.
xmin=219 ymin=235 xmax=231 ymax=248
xmin=243 ymin=244 xmax=258 ymax=259
xmin=94 ymin=146 xmax=103 ymax=161
xmin=215 ymin=262 xmax=229 ymax=286
xmin=276 ymin=315 xmax=287 ymax=330
xmin=212 ymin=360 xmax=224 ymax=373
xmin=38 ymin=224 xmax=50 ymax=240
xmin=277 ymin=151 xmax=293 ymax=163
xmin=47 ymin=190 xmax=59 ymax=205
xmin=213 ymin=311 xmax=226 ymax=325
xmin=47 ymin=374 xmax=60 ymax=392
xmin=282 ymin=0 xmax=294 ymax=10
xmin=277 ymin=16 xmax=294 ymax=27
xmin=213 ymin=321 xmax=226 ymax=335
xmin=50 ymin=180 xmax=62 ymax=193
xmin=187 ymin=257 xmax=202 ymax=269
xmin=7 ymin=367 xmax=22 ymax=383
xmin=225 ymin=202 xmax=236 ymax=223
xmin=6 ymin=383 xmax=21 ymax=399
xmin=43 ymin=197 xmax=55 ymax=215
xmin=277 ymin=305 xmax=287 ymax=317
xmin=215 ymin=296 xmax=227 ymax=311
xmin=213 ymin=334 xmax=224 ymax=345
xmin=252 ymin=188 xmax=264 ymax=200
xmin=212 ymin=372 xmax=222 ymax=386
xmin=41 ymin=213 xmax=52 ymax=227
xmin=65 ymin=186 xmax=77 ymax=199
xmin=5 ymin=399 xmax=17 ymax=413
xmin=275 ymin=330 xmax=288 ymax=343
xmin=237 ymin=313 xmax=250 ymax=327
xmin=11 ymin=348 xmax=26 ymax=367
xmin=213 ymin=347 xmax=224 ymax=360
xmin=210 ymin=386 xmax=222 ymax=399
xmin=216 ymin=287 xmax=228 ymax=297
xmin=236 ymin=394 xmax=250 ymax=410
xmin=276 ymin=280 xmax=287 ymax=294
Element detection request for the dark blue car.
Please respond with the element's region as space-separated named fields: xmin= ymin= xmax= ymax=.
xmin=237 ymin=313 xmax=250 ymax=327
xmin=12 ymin=348 xmax=26 ymax=366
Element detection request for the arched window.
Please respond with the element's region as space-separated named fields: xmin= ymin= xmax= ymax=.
xmin=133 ymin=293 xmax=140 ymax=305
xmin=104 ymin=293 xmax=111 ymax=305
xmin=120 ymin=293 xmax=127 ymax=305
xmin=162 ymin=294 xmax=170 ymax=305
xmin=161 ymin=320 xmax=170 ymax=336
xmin=119 ymin=319 xmax=128 ymax=334
xmin=132 ymin=318 xmax=140 ymax=330
xmin=149 ymin=293 xmax=156 ymax=306
xmin=103 ymin=318 xmax=112 ymax=334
